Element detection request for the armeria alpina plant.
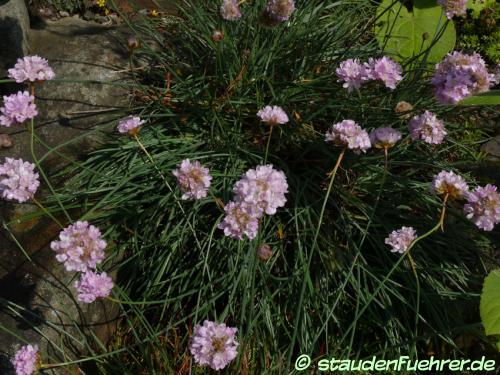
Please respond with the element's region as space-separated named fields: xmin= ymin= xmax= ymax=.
xmin=2 ymin=0 xmax=499 ymax=374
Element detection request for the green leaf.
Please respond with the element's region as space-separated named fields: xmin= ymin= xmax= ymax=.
xmin=480 ymin=269 xmax=500 ymax=350
xmin=458 ymin=90 xmax=500 ymax=106
xmin=375 ymin=0 xmax=456 ymax=63
xmin=467 ymin=0 xmax=496 ymax=18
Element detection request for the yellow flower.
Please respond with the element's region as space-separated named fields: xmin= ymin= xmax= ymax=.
xmin=150 ymin=9 xmax=159 ymax=17
xmin=104 ymin=8 xmax=110 ymax=15
xmin=96 ymin=0 xmax=106 ymax=7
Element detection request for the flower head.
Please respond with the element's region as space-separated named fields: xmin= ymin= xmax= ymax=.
xmin=370 ymin=127 xmax=402 ymax=149
xmin=336 ymin=59 xmax=370 ymax=92
xmin=437 ymin=0 xmax=467 ymax=19
xmin=220 ymin=0 xmax=242 ymax=21
xmin=257 ymin=244 xmax=273 ymax=261
xmin=325 ymin=120 xmax=371 ymax=154
xmin=190 ymin=320 xmax=239 ymax=371
xmin=409 ymin=111 xmax=447 ymax=145
xmin=265 ymin=0 xmax=295 ymax=22
xmin=172 ymin=159 xmax=212 ymax=200
xmin=8 ymin=56 xmax=55 ymax=83
xmin=366 ymin=57 xmax=403 ymax=89
xmin=257 ymin=105 xmax=289 ymax=126
xmin=218 ymin=201 xmax=260 ymax=240
xmin=430 ymin=170 xmax=468 ymax=200
xmin=233 ymin=164 xmax=288 ymax=216
xmin=51 ymin=221 xmax=107 ymax=272
xmin=0 ymin=158 xmax=39 ymax=203
xmin=385 ymin=226 xmax=417 ymax=254
xmin=117 ymin=116 xmax=145 ymax=136
xmin=432 ymin=51 xmax=493 ymax=104
xmin=11 ymin=344 xmax=40 ymax=375
xmin=0 ymin=91 xmax=38 ymax=127
xmin=75 ymin=271 xmax=114 ymax=303
xmin=463 ymin=184 xmax=500 ymax=231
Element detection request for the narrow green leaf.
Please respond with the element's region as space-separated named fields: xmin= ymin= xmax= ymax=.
xmin=458 ymin=90 xmax=500 ymax=106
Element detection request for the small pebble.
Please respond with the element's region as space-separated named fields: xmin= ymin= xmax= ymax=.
xmin=59 ymin=11 xmax=70 ymax=17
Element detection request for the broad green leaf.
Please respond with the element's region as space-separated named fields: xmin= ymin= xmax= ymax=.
xmin=375 ymin=0 xmax=456 ymax=63
xmin=467 ymin=0 xmax=496 ymax=18
xmin=458 ymin=90 xmax=500 ymax=106
xmin=480 ymin=269 xmax=500 ymax=351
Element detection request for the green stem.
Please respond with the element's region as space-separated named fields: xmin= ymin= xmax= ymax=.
xmin=264 ymin=125 xmax=274 ymax=164
xmin=32 ymin=198 xmax=63 ymax=228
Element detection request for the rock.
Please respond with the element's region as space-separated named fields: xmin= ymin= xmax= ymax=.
xmin=481 ymin=135 xmax=500 ymax=162
xmin=59 ymin=11 xmax=70 ymax=17
xmin=0 ymin=0 xmax=30 ymax=78
xmin=0 ymin=134 xmax=13 ymax=148
xmin=83 ymin=10 xmax=95 ymax=21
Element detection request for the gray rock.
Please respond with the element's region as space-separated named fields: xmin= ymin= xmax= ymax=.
xmin=59 ymin=11 xmax=70 ymax=17
xmin=481 ymin=135 xmax=500 ymax=162
xmin=0 ymin=0 xmax=30 ymax=77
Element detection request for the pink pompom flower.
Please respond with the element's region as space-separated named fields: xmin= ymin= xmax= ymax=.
xmin=75 ymin=271 xmax=114 ymax=303
xmin=0 ymin=91 xmax=38 ymax=127
xmin=370 ymin=127 xmax=402 ymax=149
xmin=220 ymin=0 xmax=242 ymax=21
xmin=385 ymin=226 xmax=417 ymax=254
xmin=11 ymin=344 xmax=40 ymax=375
xmin=190 ymin=320 xmax=239 ymax=371
xmin=409 ymin=111 xmax=447 ymax=145
xmin=218 ymin=201 xmax=260 ymax=240
xmin=265 ymin=0 xmax=295 ymax=22
xmin=336 ymin=59 xmax=371 ymax=92
xmin=51 ymin=221 xmax=107 ymax=272
xmin=430 ymin=170 xmax=468 ymax=200
xmin=8 ymin=55 xmax=55 ymax=83
xmin=365 ymin=57 xmax=403 ymax=89
xmin=117 ymin=116 xmax=145 ymax=136
xmin=437 ymin=0 xmax=467 ymax=19
xmin=325 ymin=119 xmax=371 ymax=154
xmin=172 ymin=159 xmax=212 ymax=200
xmin=0 ymin=158 xmax=39 ymax=203
xmin=463 ymin=184 xmax=500 ymax=231
xmin=257 ymin=105 xmax=289 ymax=126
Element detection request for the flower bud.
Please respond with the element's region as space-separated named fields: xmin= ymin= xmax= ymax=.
xmin=212 ymin=30 xmax=224 ymax=42
xmin=257 ymin=244 xmax=273 ymax=261
xmin=395 ymin=101 xmax=413 ymax=119
xmin=127 ymin=35 xmax=140 ymax=50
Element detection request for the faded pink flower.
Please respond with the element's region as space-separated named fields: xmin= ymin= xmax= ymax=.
xmin=75 ymin=271 xmax=114 ymax=303
xmin=8 ymin=55 xmax=55 ymax=83
xmin=265 ymin=0 xmax=295 ymax=22
xmin=463 ymin=184 xmax=500 ymax=231
xmin=430 ymin=170 xmax=468 ymax=200
xmin=257 ymin=105 xmax=289 ymax=126
xmin=385 ymin=226 xmax=417 ymax=254
xmin=437 ymin=0 xmax=467 ymax=19
xmin=172 ymin=159 xmax=212 ymax=200
xmin=325 ymin=119 xmax=371 ymax=154
xmin=336 ymin=59 xmax=370 ymax=92
xmin=409 ymin=111 xmax=447 ymax=145
xmin=0 ymin=158 xmax=39 ymax=203
xmin=220 ymin=0 xmax=241 ymax=21
xmin=370 ymin=127 xmax=402 ymax=149
xmin=11 ymin=344 xmax=40 ymax=375
xmin=0 ymin=91 xmax=38 ymax=127
xmin=51 ymin=221 xmax=107 ymax=272
xmin=218 ymin=201 xmax=260 ymax=240
xmin=366 ymin=57 xmax=403 ymax=89
xmin=190 ymin=320 xmax=239 ymax=371
xmin=117 ymin=116 xmax=145 ymax=136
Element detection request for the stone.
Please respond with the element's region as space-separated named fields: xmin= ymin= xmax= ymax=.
xmin=0 ymin=0 xmax=30 ymax=78
xmin=481 ymin=135 xmax=500 ymax=162
xmin=59 ymin=11 xmax=70 ymax=17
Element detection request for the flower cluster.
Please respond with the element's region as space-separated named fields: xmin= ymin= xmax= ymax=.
xmin=336 ymin=57 xmax=403 ymax=92
xmin=385 ymin=226 xmax=417 ymax=254
xmin=409 ymin=111 xmax=447 ymax=145
xmin=219 ymin=165 xmax=288 ymax=240
xmin=0 ymin=91 xmax=38 ymax=127
xmin=11 ymin=345 xmax=40 ymax=375
xmin=257 ymin=105 xmax=289 ymax=125
xmin=325 ymin=120 xmax=371 ymax=154
xmin=463 ymin=184 xmax=500 ymax=231
xmin=51 ymin=221 xmax=107 ymax=272
xmin=190 ymin=320 xmax=239 ymax=371
xmin=437 ymin=0 xmax=467 ymax=19
xmin=0 ymin=158 xmax=40 ymax=203
xmin=430 ymin=170 xmax=468 ymax=200
xmin=74 ymin=270 xmax=114 ymax=303
xmin=265 ymin=0 xmax=295 ymax=22
xmin=8 ymin=55 xmax=55 ymax=83
xmin=370 ymin=127 xmax=402 ymax=149
xmin=220 ymin=0 xmax=242 ymax=21
xmin=432 ymin=51 xmax=493 ymax=104
xmin=173 ymin=159 xmax=212 ymax=200
xmin=117 ymin=116 xmax=145 ymax=136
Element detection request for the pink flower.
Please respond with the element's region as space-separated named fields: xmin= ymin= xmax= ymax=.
xmin=265 ymin=0 xmax=295 ymax=22
xmin=463 ymin=184 xmax=500 ymax=231
xmin=172 ymin=159 xmax=212 ymax=200
xmin=370 ymin=127 xmax=402 ymax=149
xmin=11 ymin=344 xmax=40 ymax=375
xmin=0 ymin=91 xmax=38 ymax=127
xmin=325 ymin=119 xmax=371 ymax=154
xmin=8 ymin=55 xmax=55 ymax=83
xmin=117 ymin=116 xmax=145 ymax=136
xmin=75 ymin=271 xmax=114 ymax=303
xmin=218 ymin=201 xmax=260 ymax=240
xmin=257 ymin=105 xmax=289 ymax=125
xmin=0 ymin=158 xmax=39 ymax=203
xmin=385 ymin=226 xmax=417 ymax=254
xmin=51 ymin=221 xmax=107 ymax=272
xmin=437 ymin=0 xmax=467 ymax=19
xmin=432 ymin=51 xmax=493 ymax=104
xmin=366 ymin=57 xmax=403 ymax=89
xmin=190 ymin=320 xmax=239 ymax=371
xmin=336 ymin=59 xmax=370 ymax=92
xmin=257 ymin=244 xmax=273 ymax=261
xmin=430 ymin=170 xmax=468 ymax=200
xmin=409 ymin=111 xmax=447 ymax=145
xmin=220 ymin=0 xmax=242 ymax=21
xmin=233 ymin=164 xmax=288 ymax=216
